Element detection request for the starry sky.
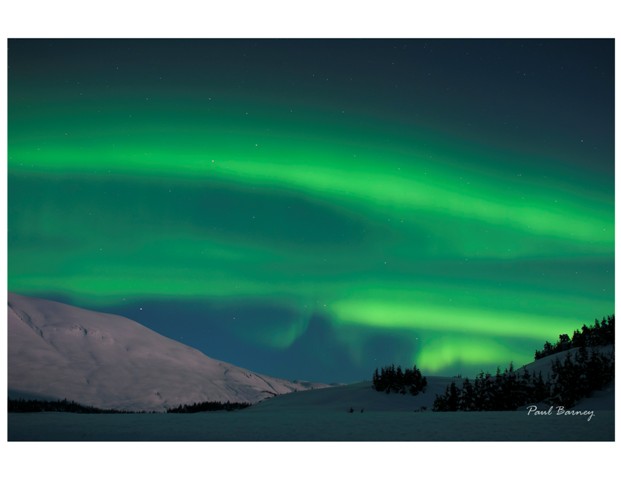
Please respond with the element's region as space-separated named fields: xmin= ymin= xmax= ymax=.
xmin=7 ymin=39 xmax=614 ymax=383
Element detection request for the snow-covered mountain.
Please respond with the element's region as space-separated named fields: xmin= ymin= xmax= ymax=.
xmin=7 ymin=292 xmax=326 ymax=412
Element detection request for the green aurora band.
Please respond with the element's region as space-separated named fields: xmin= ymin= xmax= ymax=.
xmin=8 ymin=40 xmax=614 ymax=378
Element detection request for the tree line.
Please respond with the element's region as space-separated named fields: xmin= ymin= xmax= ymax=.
xmin=548 ymin=344 xmax=614 ymax=407
xmin=432 ymin=347 xmax=614 ymax=411
xmin=8 ymin=398 xmax=143 ymax=413
xmin=372 ymin=364 xmax=427 ymax=395
xmin=8 ymin=397 xmax=252 ymax=414
xmin=166 ymin=400 xmax=251 ymax=413
xmin=433 ymin=315 xmax=615 ymax=411
xmin=534 ymin=315 xmax=614 ymax=360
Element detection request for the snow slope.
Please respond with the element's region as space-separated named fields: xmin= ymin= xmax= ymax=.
xmin=7 ymin=292 xmax=325 ymax=412
xmin=249 ymin=375 xmax=614 ymax=416
xmin=518 ymin=345 xmax=614 ymax=378
xmin=245 ymin=346 xmax=615 ymax=415
xmin=249 ymin=377 xmax=451 ymax=414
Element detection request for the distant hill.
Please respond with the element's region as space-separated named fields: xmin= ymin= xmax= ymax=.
xmin=8 ymin=292 xmax=326 ymax=412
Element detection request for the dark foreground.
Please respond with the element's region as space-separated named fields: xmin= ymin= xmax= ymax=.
xmin=8 ymin=409 xmax=614 ymax=441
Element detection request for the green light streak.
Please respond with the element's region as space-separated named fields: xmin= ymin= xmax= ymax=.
xmin=330 ymin=298 xmax=577 ymax=340
xmin=414 ymin=335 xmax=521 ymax=373
xmin=9 ymin=141 xmax=612 ymax=250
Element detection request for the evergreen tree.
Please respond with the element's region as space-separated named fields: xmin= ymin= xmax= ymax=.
xmin=372 ymin=368 xmax=380 ymax=390
xmin=396 ymin=366 xmax=405 ymax=394
xmin=443 ymin=382 xmax=458 ymax=411
xmin=458 ymin=378 xmax=475 ymax=411
xmin=532 ymin=371 xmax=549 ymax=403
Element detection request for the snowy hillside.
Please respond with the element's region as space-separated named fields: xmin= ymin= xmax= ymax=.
xmin=7 ymin=292 xmax=325 ymax=412
xmin=249 ymin=377 xmax=450 ymax=414
xmin=249 ymin=376 xmax=614 ymax=417
xmin=249 ymin=346 xmax=615 ymax=415
xmin=518 ymin=344 xmax=615 ymax=379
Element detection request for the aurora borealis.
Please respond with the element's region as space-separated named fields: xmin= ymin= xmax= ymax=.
xmin=7 ymin=39 xmax=614 ymax=382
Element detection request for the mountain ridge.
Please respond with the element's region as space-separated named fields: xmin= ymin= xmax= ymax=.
xmin=8 ymin=292 xmax=326 ymax=411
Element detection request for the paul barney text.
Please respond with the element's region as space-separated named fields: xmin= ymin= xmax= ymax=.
xmin=526 ymin=405 xmax=595 ymax=421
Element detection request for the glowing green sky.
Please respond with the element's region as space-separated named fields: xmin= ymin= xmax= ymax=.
xmin=7 ymin=39 xmax=614 ymax=382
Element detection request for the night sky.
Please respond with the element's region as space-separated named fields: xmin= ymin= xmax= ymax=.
xmin=7 ymin=39 xmax=614 ymax=383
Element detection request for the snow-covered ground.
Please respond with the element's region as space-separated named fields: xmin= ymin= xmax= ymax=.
xmin=8 ymin=380 xmax=614 ymax=441
xmin=8 ymin=404 xmax=613 ymax=442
